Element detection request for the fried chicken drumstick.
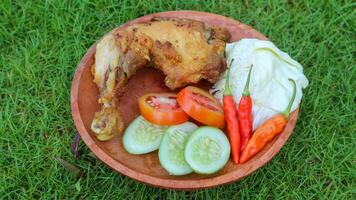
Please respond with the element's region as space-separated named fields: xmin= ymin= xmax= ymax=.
xmin=91 ymin=17 xmax=230 ymax=141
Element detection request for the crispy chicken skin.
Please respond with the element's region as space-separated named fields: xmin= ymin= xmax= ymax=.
xmin=126 ymin=17 xmax=228 ymax=88
xmin=91 ymin=17 xmax=230 ymax=141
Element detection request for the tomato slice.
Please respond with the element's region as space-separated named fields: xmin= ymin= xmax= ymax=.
xmin=176 ymin=86 xmax=225 ymax=128
xmin=138 ymin=93 xmax=189 ymax=125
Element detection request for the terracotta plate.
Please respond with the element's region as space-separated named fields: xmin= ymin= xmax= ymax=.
xmin=71 ymin=11 xmax=299 ymax=190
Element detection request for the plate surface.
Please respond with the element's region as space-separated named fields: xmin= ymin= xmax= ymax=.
xmin=71 ymin=11 xmax=299 ymax=190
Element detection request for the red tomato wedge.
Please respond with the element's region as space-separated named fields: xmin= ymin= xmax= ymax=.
xmin=138 ymin=93 xmax=189 ymax=125
xmin=176 ymin=86 xmax=225 ymax=128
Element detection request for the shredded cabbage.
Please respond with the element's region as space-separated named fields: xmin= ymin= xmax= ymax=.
xmin=210 ymin=39 xmax=308 ymax=130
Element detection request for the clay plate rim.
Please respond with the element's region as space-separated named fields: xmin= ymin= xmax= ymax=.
xmin=71 ymin=10 xmax=299 ymax=190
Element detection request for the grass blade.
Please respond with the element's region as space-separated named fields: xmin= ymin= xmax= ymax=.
xmin=56 ymin=157 xmax=83 ymax=178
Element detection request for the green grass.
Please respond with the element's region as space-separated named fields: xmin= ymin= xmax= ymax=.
xmin=1 ymin=0 xmax=355 ymax=199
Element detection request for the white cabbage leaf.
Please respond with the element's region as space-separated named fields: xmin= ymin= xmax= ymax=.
xmin=210 ymin=39 xmax=308 ymax=130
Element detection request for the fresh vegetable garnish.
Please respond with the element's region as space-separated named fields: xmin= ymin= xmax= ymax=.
xmin=210 ymin=39 xmax=308 ymax=131
xmin=159 ymin=122 xmax=198 ymax=175
xmin=123 ymin=116 xmax=168 ymax=154
xmin=184 ymin=126 xmax=230 ymax=174
xmin=223 ymin=59 xmax=241 ymax=164
xmin=177 ymin=86 xmax=225 ymax=128
xmin=238 ymin=65 xmax=253 ymax=151
xmin=138 ymin=93 xmax=189 ymax=126
xmin=240 ymin=79 xmax=297 ymax=163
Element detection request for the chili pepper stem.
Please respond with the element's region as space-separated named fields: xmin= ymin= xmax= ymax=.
xmin=242 ymin=65 xmax=253 ymax=96
xmin=282 ymin=79 xmax=297 ymax=119
xmin=223 ymin=59 xmax=235 ymax=96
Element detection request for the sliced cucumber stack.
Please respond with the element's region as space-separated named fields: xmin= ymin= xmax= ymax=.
xmin=159 ymin=122 xmax=198 ymax=175
xmin=184 ymin=126 xmax=230 ymax=174
xmin=123 ymin=116 xmax=168 ymax=154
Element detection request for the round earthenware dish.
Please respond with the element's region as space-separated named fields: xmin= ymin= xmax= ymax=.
xmin=71 ymin=11 xmax=299 ymax=190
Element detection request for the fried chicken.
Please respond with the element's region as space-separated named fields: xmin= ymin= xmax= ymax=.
xmin=124 ymin=17 xmax=229 ymax=89
xmin=91 ymin=17 xmax=230 ymax=141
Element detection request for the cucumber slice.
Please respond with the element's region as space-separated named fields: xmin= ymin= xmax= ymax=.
xmin=159 ymin=122 xmax=198 ymax=175
xmin=184 ymin=126 xmax=230 ymax=174
xmin=123 ymin=116 xmax=168 ymax=154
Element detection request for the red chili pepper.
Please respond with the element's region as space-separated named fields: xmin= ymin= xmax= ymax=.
xmin=223 ymin=59 xmax=240 ymax=164
xmin=237 ymin=65 xmax=253 ymax=151
xmin=240 ymin=79 xmax=297 ymax=163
